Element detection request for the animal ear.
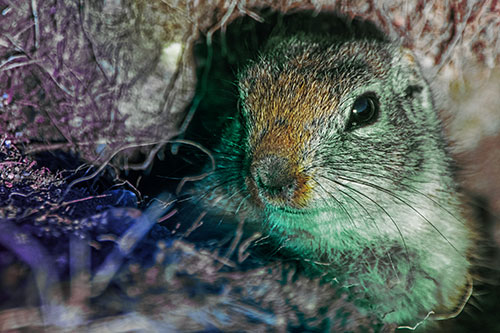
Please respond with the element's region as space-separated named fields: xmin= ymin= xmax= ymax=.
xmin=404 ymin=84 xmax=424 ymax=99
xmin=394 ymin=47 xmax=426 ymax=99
xmin=394 ymin=46 xmax=438 ymax=125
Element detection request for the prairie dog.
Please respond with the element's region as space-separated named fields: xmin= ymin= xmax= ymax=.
xmin=196 ymin=32 xmax=474 ymax=326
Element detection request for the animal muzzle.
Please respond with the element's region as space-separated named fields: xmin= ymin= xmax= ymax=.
xmin=248 ymin=154 xmax=312 ymax=209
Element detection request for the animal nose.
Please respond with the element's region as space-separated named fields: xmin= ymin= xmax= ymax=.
xmin=251 ymin=155 xmax=297 ymax=200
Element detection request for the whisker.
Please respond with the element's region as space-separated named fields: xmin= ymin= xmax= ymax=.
xmin=312 ymin=176 xmax=399 ymax=275
xmin=310 ymin=178 xmax=357 ymax=230
xmin=316 ymin=165 xmax=465 ymax=225
xmin=330 ymin=181 xmax=383 ymax=236
xmin=188 ymin=174 xmax=242 ymax=206
xmin=336 ymin=174 xmax=463 ymax=256
xmin=318 ymin=174 xmax=410 ymax=261
xmin=235 ymin=193 xmax=251 ymax=215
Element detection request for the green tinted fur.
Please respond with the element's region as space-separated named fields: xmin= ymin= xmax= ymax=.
xmin=197 ymin=33 xmax=473 ymax=326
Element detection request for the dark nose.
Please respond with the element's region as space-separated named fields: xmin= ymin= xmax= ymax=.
xmin=252 ymin=155 xmax=297 ymax=200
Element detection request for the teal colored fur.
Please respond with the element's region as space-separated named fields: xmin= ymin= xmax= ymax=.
xmin=196 ymin=33 xmax=473 ymax=327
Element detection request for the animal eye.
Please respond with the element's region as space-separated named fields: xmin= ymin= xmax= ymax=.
xmin=347 ymin=94 xmax=379 ymax=129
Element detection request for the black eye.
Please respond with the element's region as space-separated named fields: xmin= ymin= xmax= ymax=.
xmin=347 ymin=94 xmax=379 ymax=129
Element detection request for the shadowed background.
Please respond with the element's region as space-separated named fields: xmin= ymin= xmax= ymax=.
xmin=0 ymin=0 xmax=499 ymax=331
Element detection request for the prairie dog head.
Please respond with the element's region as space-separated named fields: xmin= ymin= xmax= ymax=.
xmin=237 ymin=35 xmax=457 ymax=243
xmin=203 ymin=33 xmax=473 ymax=324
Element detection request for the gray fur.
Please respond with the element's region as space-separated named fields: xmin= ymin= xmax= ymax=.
xmin=197 ymin=34 xmax=474 ymax=326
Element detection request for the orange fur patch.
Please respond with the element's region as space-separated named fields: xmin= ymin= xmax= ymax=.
xmin=246 ymin=71 xmax=337 ymax=207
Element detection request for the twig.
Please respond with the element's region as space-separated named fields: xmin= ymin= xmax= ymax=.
xmin=35 ymin=62 xmax=75 ymax=97
xmin=126 ymin=142 xmax=166 ymax=171
xmin=24 ymin=142 xmax=74 ymax=154
xmin=0 ymin=54 xmax=29 ymax=69
xmin=207 ymin=0 xmax=238 ymax=38
xmin=237 ymin=1 xmax=264 ymax=22
xmin=157 ymin=208 xmax=177 ymax=223
xmin=31 ymin=0 xmax=40 ymax=50
xmin=216 ymin=214 xmax=245 ymax=271
xmin=56 ymin=194 xmax=112 ymax=208
xmin=173 ymin=139 xmax=215 ymax=194
xmin=1 ymin=59 xmax=40 ymax=72
xmin=58 ymin=140 xmax=170 ymax=203
xmin=237 ymin=232 xmax=262 ymax=263
xmin=182 ymin=211 xmax=206 ymax=238
xmin=433 ymin=2 xmax=475 ymax=74
xmin=41 ymin=108 xmax=75 ymax=148
xmin=77 ymin=0 xmax=114 ymax=84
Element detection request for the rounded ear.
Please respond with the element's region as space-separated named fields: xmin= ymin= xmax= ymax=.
xmin=392 ymin=46 xmax=438 ymax=125
xmin=391 ymin=46 xmax=432 ymax=98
